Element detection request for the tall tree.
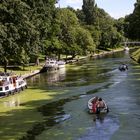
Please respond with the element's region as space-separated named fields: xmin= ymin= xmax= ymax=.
xmin=45 ymin=8 xmax=79 ymax=58
xmin=23 ymin=0 xmax=57 ymax=62
xmin=125 ymin=0 xmax=140 ymax=40
xmin=82 ymin=0 xmax=97 ymax=25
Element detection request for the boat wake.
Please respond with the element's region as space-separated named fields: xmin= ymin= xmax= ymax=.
xmin=78 ymin=116 xmax=119 ymax=140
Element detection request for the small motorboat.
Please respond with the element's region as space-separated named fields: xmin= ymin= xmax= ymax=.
xmin=118 ymin=64 xmax=128 ymax=71
xmin=124 ymin=47 xmax=129 ymax=51
xmin=57 ymin=60 xmax=66 ymax=68
xmin=45 ymin=59 xmax=58 ymax=68
xmin=88 ymin=97 xmax=109 ymax=114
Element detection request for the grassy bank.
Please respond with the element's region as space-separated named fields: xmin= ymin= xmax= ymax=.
xmin=0 ymin=65 xmax=42 ymax=76
xmin=131 ymin=48 xmax=140 ymax=63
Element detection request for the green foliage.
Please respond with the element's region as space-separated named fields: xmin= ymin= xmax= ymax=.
xmin=125 ymin=0 xmax=140 ymax=40
xmin=0 ymin=0 xmax=36 ymax=71
xmin=82 ymin=0 xmax=97 ymax=25
xmin=76 ymin=27 xmax=96 ymax=54
xmin=124 ymin=0 xmax=140 ymax=62
xmin=44 ymin=8 xmax=95 ymax=58
xmin=0 ymin=0 xmax=56 ymax=71
xmin=0 ymin=0 xmax=129 ymax=70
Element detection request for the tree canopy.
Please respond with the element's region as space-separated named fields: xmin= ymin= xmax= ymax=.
xmin=1 ymin=0 xmax=139 ymax=71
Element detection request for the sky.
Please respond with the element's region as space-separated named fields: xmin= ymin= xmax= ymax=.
xmin=57 ymin=0 xmax=136 ymax=19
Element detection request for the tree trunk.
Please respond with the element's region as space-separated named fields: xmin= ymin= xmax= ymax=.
xmin=72 ymin=53 xmax=76 ymax=59
xmin=4 ymin=65 xmax=7 ymax=73
xmin=35 ymin=57 xmax=39 ymax=66
xmin=4 ymin=58 xmax=8 ymax=73
xmin=58 ymin=53 xmax=61 ymax=61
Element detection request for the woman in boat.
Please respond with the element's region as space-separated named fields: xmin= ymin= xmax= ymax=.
xmin=96 ymin=98 xmax=106 ymax=114
xmin=92 ymin=96 xmax=98 ymax=113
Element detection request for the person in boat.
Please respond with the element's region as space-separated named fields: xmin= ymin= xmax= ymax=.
xmin=122 ymin=64 xmax=128 ymax=70
xmin=92 ymin=96 xmax=99 ymax=113
xmin=119 ymin=64 xmax=128 ymax=71
xmin=96 ymin=98 xmax=106 ymax=114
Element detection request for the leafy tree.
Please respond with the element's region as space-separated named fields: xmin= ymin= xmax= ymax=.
xmin=45 ymin=8 xmax=79 ymax=58
xmin=84 ymin=25 xmax=101 ymax=47
xmin=0 ymin=0 xmax=38 ymax=72
xmin=125 ymin=0 xmax=140 ymax=40
xmin=76 ymin=27 xmax=96 ymax=54
xmin=99 ymin=26 xmax=123 ymax=50
xmin=125 ymin=0 xmax=140 ymax=62
xmin=82 ymin=0 xmax=97 ymax=25
xmin=115 ymin=18 xmax=125 ymax=36
xmin=23 ymin=0 xmax=57 ymax=62
xmin=0 ymin=0 xmax=57 ymax=72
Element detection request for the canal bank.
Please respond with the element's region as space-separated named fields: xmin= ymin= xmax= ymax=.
xmin=22 ymin=48 xmax=125 ymax=79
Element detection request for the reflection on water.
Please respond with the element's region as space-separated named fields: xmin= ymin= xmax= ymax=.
xmin=4 ymin=97 xmax=20 ymax=107
xmin=27 ymin=67 xmax=66 ymax=88
xmin=46 ymin=67 xmax=66 ymax=83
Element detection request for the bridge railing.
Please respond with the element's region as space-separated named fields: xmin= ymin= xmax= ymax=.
xmin=121 ymin=41 xmax=140 ymax=47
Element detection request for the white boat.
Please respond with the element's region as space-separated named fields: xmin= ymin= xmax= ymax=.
xmin=0 ymin=75 xmax=27 ymax=97
xmin=124 ymin=47 xmax=129 ymax=51
xmin=57 ymin=61 xmax=66 ymax=68
xmin=15 ymin=77 xmax=27 ymax=91
xmin=45 ymin=59 xmax=58 ymax=68
xmin=41 ymin=59 xmax=66 ymax=72
xmin=88 ymin=97 xmax=109 ymax=114
xmin=41 ymin=59 xmax=58 ymax=72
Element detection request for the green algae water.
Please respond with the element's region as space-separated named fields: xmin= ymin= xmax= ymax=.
xmin=0 ymin=50 xmax=140 ymax=140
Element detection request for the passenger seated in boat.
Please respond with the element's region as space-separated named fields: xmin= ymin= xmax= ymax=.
xmin=92 ymin=96 xmax=98 ymax=113
xmin=122 ymin=64 xmax=128 ymax=69
xmin=96 ymin=98 xmax=105 ymax=113
xmin=119 ymin=64 xmax=128 ymax=71
xmin=97 ymin=98 xmax=105 ymax=108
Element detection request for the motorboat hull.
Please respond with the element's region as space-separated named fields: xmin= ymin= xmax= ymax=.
xmin=88 ymin=97 xmax=109 ymax=114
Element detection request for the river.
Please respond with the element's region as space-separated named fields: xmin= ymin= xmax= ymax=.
xmin=26 ymin=50 xmax=140 ymax=140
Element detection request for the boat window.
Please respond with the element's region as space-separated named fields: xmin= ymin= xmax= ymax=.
xmin=5 ymin=86 xmax=9 ymax=90
xmin=0 ymin=87 xmax=2 ymax=91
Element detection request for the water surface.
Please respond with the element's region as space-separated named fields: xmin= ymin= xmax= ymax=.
xmin=27 ymin=51 xmax=140 ymax=140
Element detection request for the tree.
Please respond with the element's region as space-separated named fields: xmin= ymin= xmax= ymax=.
xmin=0 ymin=0 xmax=38 ymax=72
xmin=124 ymin=0 xmax=140 ymax=63
xmin=45 ymin=8 xmax=79 ymax=58
xmin=125 ymin=0 xmax=140 ymax=40
xmin=23 ymin=0 xmax=57 ymax=62
xmin=0 ymin=0 xmax=57 ymax=72
xmin=82 ymin=0 xmax=97 ymax=25
xmin=76 ymin=27 xmax=96 ymax=54
xmin=99 ymin=26 xmax=123 ymax=50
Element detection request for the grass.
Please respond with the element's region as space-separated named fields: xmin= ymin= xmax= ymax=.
xmin=131 ymin=48 xmax=140 ymax=63
xmin=0 ymin=65 xmax=43 ymax=76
